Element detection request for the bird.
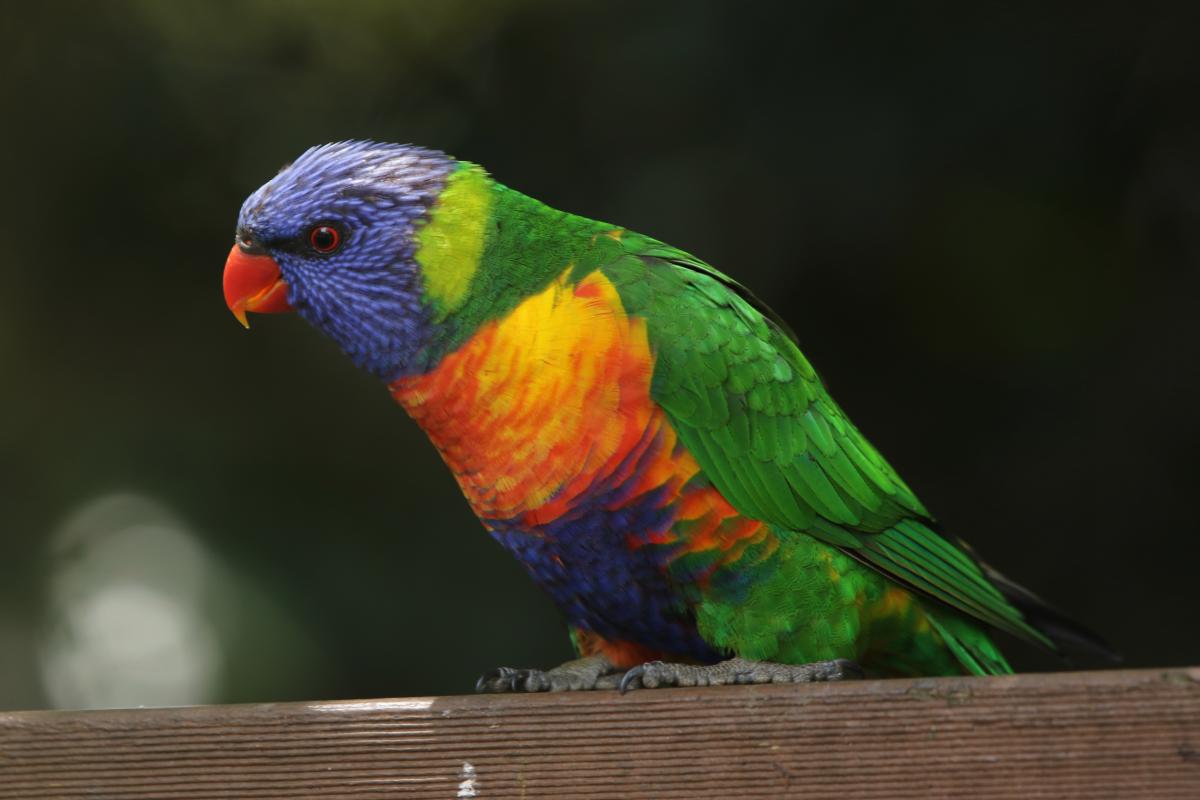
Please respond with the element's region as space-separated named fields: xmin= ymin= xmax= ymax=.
xmin=223 ymin=140 xmax=1115 ymax=691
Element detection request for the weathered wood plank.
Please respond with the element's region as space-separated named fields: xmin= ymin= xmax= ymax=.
xmin=1 ymin=667 xmax=1198 ymax=799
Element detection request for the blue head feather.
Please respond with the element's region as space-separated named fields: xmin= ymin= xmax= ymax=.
xmin=237 ymin=141 xmax=455 ymax=380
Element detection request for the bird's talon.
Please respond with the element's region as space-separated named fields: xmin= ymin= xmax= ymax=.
xmin=475 ymin=666 xmax=525 ymax=693
xmin=474 ymin=668 xmax=501 ymax=693
xmin=618 ymin=664 xmax=645 ymax=694
xmin=833 ymin=658 xmax=865 ymax=680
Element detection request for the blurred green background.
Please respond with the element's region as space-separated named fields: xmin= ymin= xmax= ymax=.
xmin=2 ymin=0 xmax=1198 ymax=709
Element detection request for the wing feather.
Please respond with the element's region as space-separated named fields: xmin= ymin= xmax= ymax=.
xmin=606 ymin=244 xmax=1058 ymax=648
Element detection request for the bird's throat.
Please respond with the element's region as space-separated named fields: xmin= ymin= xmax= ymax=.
xmin=388 ymin=268 xmax=665 ymax=525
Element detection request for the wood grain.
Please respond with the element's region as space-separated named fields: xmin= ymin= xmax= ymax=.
xmin=2 ymin=667 xmax=1198 ymax=799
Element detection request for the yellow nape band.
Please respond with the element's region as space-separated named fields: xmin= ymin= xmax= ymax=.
xmin=416 ymin=163 xmax=492 ymax=320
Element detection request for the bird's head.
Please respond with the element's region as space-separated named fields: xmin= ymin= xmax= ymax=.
xmin=223 ymin=141 xmax=456 ymax=379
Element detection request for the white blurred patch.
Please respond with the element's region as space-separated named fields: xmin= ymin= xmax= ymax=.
xmin=39 ymin=494 xmax=223 ymax=709
xmin=457 ymin=762 xmax=478 ymax=798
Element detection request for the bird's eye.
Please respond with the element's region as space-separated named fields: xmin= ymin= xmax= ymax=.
xmin=308 ymin=225 xmax=342 ymax=254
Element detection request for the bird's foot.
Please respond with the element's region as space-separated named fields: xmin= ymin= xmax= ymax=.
xmin=619 ymin=657 xmax=864 ymax=692
xmin=475 ymin=654 xmax=621 ymax=692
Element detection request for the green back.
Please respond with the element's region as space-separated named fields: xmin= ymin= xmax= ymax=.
xmin=600 ymin=233 xmax=1052 ymax=650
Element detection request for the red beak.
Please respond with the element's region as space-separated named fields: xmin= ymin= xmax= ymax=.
xmin=223 ymin=244 xmax=294 ymax=328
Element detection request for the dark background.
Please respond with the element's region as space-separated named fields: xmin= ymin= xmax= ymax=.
xmin=2 ymin=0 xmax=1197 ymax=709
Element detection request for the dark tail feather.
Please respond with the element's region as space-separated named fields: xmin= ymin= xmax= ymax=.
xmin=976 ymin=557 xmax=1121 ymax=663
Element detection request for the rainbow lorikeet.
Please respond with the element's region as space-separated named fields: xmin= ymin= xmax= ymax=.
xmin=223 ymin=141 xmax=1113 ymax=691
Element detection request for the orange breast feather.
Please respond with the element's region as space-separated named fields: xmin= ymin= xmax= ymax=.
xmin=390 ymin=268 xmax=767 ymax=572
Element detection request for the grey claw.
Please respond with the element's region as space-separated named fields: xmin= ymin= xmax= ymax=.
xmin=475 ymin=666 xmax=517 ymax=693
xmin=513 ymin=670 xmax=545 ymax=692
xmin=831 ymin=658 xmax=865 ymax=680
xmin=619 ymin=664 xmax=645 ymax=694
xmin=475 ymin=669 xmax=497 ymax=693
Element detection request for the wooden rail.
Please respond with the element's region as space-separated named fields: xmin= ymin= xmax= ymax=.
xmin=1 ymin=667 xmax=1198 ymax=799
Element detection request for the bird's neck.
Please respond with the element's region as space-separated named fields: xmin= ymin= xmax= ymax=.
xmin=388 ymin=196 xmax=657 ymax=525
xmin=408 ymin=167 xmax=621 ymax=373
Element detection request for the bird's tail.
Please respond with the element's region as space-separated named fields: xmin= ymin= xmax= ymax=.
xmin=959 ymin=539 xmax=1121 ymax=664
xmin=927 ymin=611 xmax=1014 ymax=676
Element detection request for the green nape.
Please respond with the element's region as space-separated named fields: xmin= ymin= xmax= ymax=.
xmin=414 ymin=162 xmax=618 ymax=364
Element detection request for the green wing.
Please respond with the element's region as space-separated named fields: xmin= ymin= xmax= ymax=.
xmin=604 ymin=237 xmax=1052 ymax=648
